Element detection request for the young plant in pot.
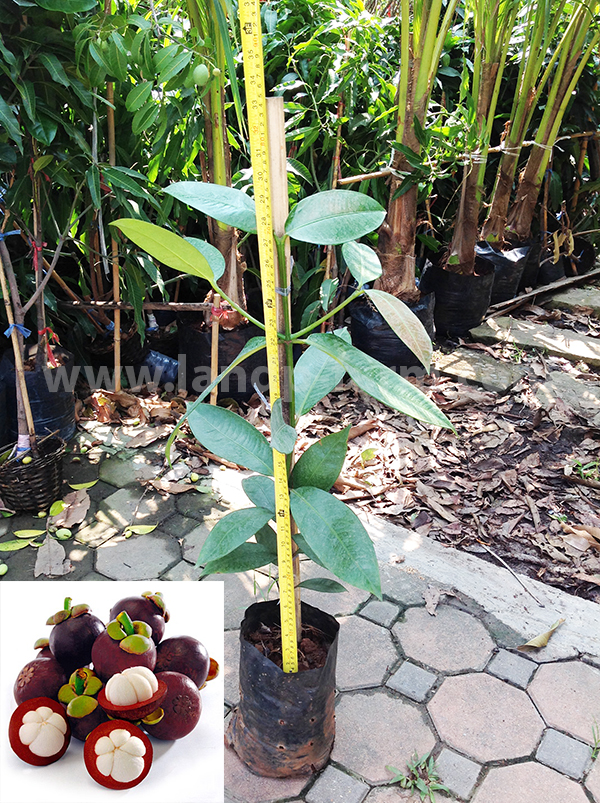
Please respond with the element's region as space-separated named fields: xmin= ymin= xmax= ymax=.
xmin=112 ymin=170 xmax=453 ymax=778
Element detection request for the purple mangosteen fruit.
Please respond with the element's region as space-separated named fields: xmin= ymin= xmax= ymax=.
xmin=109 ymin=591 xmax=170 ymax=645
xmin=33 ymin=638 xmax=53 ymax=659
xmin=91 ymin=611 xmax=156 ymax=682
xmin=58 ymin=667 xmax=108 ymax=741
xmin=47 ymin=597 xmax=105 ymax=674
xmin=141 ymin=671 xmax=201 ymax=740
xmin=14 ymin=657 xmax=68 ymax=705
xmin=155 ymin=635 xmax=211 ymax=688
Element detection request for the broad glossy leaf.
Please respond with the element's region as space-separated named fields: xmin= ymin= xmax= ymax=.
xmin=0 ymin=95 xmax=21 ymax=148
xmin=36 ymin=0 xmax=97 ymax=9
xmin=0 ymin=539 xmax=34 ymax=551
xmin=290 ymin=486 xmax=381 ymax=597
xmin=132 ymin=102 xmax=160 ymax=135
xmin=254 ymin=523 xmax=277 ymax=553
xmin=242 ymin=475 xmax=275 ymax=513
xmin=187 ymin=404 xmax=273 ymax=475
xmin=298 ymin=577 xmax=347 ymax=593
xmin=342 ymin=241 xmax=382 ymax=285
xmin=37 ymin=53 xmax=70 ymax=86
xmin=365 ymin=289 xmax=432 ymax=371
xmin=292 ymin=531 xmax=327 ymax=568
xmin=285 ymin=190 xmax=386 ymax=245
xmin=126 ymin=81 xmax=153 ymax=112
xmin=307 ymin=333 xmax=452 ymax=430
xmin=200 ymin=541 xmax=276 ymax=576
xmin=294 ymin=328 xmax=351 ymax=416
xmin=291 ymin=427 xmax=349 ymax=490
xmin=185 ymin=237 xmax=225 ymax=282
xmin=13 ymin=529 xmax=46 ymax=538
xmin=110 ymin=219 xmax=215 ymax=282
xmin=196 ymin=507 xmax=273 ymax=565
xmin=270 ymin=398 xmax=296 ymax=454
xmin=164 ymin=182 xmax=257 ymax=233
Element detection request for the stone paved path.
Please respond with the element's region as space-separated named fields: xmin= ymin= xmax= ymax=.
xmin=1 ymin=422 xmax=599 ymax=802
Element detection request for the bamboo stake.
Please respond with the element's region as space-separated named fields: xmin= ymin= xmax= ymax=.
xmin=267 ymin=96 xmax=301 ymax=641
xmin=210 ymin=295 xmax=221 ymax=405
xmin=106 ymin=81 xmax=121 ymax=393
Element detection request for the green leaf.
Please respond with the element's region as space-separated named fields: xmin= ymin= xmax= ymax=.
xmin=320 ymin=278 xmax=338 ymax=310
xmin=86 ymin=164 xmax=101 ymax=210
xmin=242 ymin=475 xmax=275 ymax=513
xmin=0 ymin=95 xmax=22 ymax=149
xmin=196 ymin=507 xmax=273 ymax=565
xmin=13 ymin=529 xmax=46 ymax=538
xmin=298 ymin=577 xmax=347 ymax=593
xmin=254 ymin=523 xmax=277 ymax=553
xmin=292 ymin=531 xmax=327 ymax=568
xmin=342 ymin=241 xmax=382 ymax=286
xmin=306 ymin=333 xmax=452 ymax=430
xmin=33 ymin=155 xmax=53 ymax=174
xmin=126 ymin=525 xmax=157 ymax=535
xmin=270 ymin=398 xmax=296 ymax=454
xmin=37 ymin=53 xmax=69 ymax=86
xmin=365 ymin=289 xmax=433 ymax=371
xmin=17 ymin=80 xmax=36 ymax=120
xmin=69 ymin=481 xmax=98 ymax=490
xmin=290 ymin=486 xmax=381 ymax=597
xmin=132 ymin=102 xmax=160 ymax=135
xmin=110 ymin=219 xmax=215 ymax=282
xmin=287 ymin=157 xmax=313 ymax=185
xmin=187 ymin=404 xmax=273 ymax=475
xmin=293 ymin=328 xmax=351 ymax=417
xmin=200 ymin=541 xmax=276 ymax=576
xmin=0 ymin=540 xmax=33 ymax=551
xmin=126 ymin=81 xmax=153 ymax=113
xmin=157 ymin=49 xmax=192 ymax=85
xmin=291 ymin=427 xmax=349 ymax=490
xmin=36 ymin=0 xmax=97 ymax=9
xmin=185 ymin=237 xmax=225 ymax=282
xmin=164 ymin=182 xmax=257 ymax=233
xmin=285 ymin=190 xmax=386 ymax=245
xmin=49 ymin=500 xmax=65 ymax=517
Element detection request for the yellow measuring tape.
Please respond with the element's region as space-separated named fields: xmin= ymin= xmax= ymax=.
xmin=239 ymin=0 xmax=298 ymax=673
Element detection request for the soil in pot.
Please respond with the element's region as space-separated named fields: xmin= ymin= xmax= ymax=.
xmin=349 ymin=291 xmax=435 ymax=376
xmin=226 ymin=600 xmax=339 ymax=779
xmin=1 ymin=347 xmax=76 ymax=443
xmin=177 ymin=313 xmax=267 ymax=401
xmin=475 ymin=241 xmax=530 ymax=305
xmin=0 ymin=436 xmax=65 ymax=512
xmin=421 ymin=259 xmax=494 ymax=338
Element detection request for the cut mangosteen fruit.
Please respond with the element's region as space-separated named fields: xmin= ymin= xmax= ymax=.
xmin=47 ymin=597 xmax=105 ymax=674
xmin=141 ymin=671 xmax=201 ymax=740
xmin=91 ymin=611 xmax=156 ymax=682
xmin=58 ymin=667 xmax=107 ymax=741
xmin=155 ymin=635 xmax=211 ymax=687
xmin=98 ymin=666 xmax=167 ymax=721
xmin=109 ymin=592 xmax=170 ymax=645
xmin=84 ymin=720 xmax=153 ymax=790
xmin=14 ymin=657 xmax=67 ymax=705
xmin=9 ymin=697 xmax=71 ymax=766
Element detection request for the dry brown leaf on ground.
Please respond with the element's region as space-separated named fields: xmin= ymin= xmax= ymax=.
xmin=572 ymin=573 xmax=600 ymax=586
xmin=423 ymin=584 xmax=458 ymax=615
xmin=127 ymin=424 xmax=173 ymax=448
xmin=34 ymin=535 xmax=72 ymax=578
xmin=147 ymin=479 xmax=198 ymax=495
xmin=50 ymin=489 xmax=91 ymax=528
xmin=517 ymin=618 xmax=566 ymax=652
xmin=348 ymin=419 xmax=379 ymax=440
xmin=559 ymin=523 xmax=600 ymax=552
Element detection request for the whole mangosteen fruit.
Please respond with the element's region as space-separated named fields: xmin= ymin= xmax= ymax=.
xmin=47 ymin=597 xmax=105 ymax=674
xmin=33 ymin=638 xmax=53 ymax=659
xmin=58 ymin=667 xmax=108 ymax=741
xmin=14 ymin=657 xmax=67 ymax=705
xmin=155 ymin=635 xmax=210 ymax=687
xmin=109 ymin=591 xmax=169 ymax=645
xmin=141 ymin=671 xmax=201 ymax=740
xmin=92 ymin=611 xmax=156 ymax=682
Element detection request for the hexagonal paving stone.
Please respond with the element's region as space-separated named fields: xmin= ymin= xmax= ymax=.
xmin=364 ymin=789 xmax=423 ymax=802
xmin=337 ymin=616 xmax=399 ymax=691
xmin=305 ymin=765 xmax=369 ymax=803
xmin=528 ymin=661 xmax=600 ymax=743
xmin=393 ymin=606 xmax=494 ymax=673
xmin=428 ymin=673 xmax=544 ymax=762
xmin=472 ymin=762 xmax=590 ymax=803
xmin=95 ymin=530 xmax=181 ymax=580
xmin=160 ymin=560 xmax=204 ymax=580
xmin=225 ymin=743 xmax=310 ymax=803
xmin=97 ymin=487 xmax=174 ymax=529
xmin=297 ymin=562 xmax=371 ymax=617
xmin=205 ymin=572 xmax=277 ymax=630
xmin=332 ymin=690 xmax=436 ymax=784
xmin=98 ymin=452 xmax=161 ymax=487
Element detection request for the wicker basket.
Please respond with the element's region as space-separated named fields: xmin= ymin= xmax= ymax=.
xmin=0 ymin=436 xmax=65 ymax=512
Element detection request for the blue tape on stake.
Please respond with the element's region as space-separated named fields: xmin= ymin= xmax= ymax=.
xmin=0 ymin=229 xmax=21 ymax=240
xmin=4 ymin=323 xmax=31 ymax=339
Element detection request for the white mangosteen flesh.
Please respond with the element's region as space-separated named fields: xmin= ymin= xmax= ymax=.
xmin=19 ymin=706 xmax=67 ymax=757
xmin=105 ymin=666 xmax=158 ymax=707
xmin=94 ymin=729 xmax=146 ymax=783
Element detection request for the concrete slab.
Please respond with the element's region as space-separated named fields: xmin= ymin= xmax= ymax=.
xmin=98 ymin=452 xmax=162 ymax=487
xmin=336 ymin=615 xmax=399 ymax=691
xmin=160 ymin=560 xmax=204 ymax=580
xmin=211 ymin=571 xmax=277 ymax=630
xmin=95 ymin=530 xmax=181 ymax=580
xmin=470 ymin=316 xmax=600 ymax=367
xmin=535 ymin=370 xmax=600 ymax=426
xmin=224 ymin=743 xmax=310 ymax=803
xmin=97 ymin=486 xmax=175 ymax=529
xmin=472 ymin=762 xmax=590 ymax=803
xmin=360 ymin=599 xmax=400 ymax=629
xmin=486 ymin=649 xmax=537 ymax=689
xmin=332 ymin=690 xmax=436 ymax=785
xmin=550 ymin=285 xmax=600 ymax=316
xmin=433 ymin=347 xmax=526 ymax=393
xmin=528 ymin=662 xmax=600 ymax=743
xmin=536 ymin=728 xmax=592 ymax=780
xmin=585 ymin=758 xmax=600 ymax=802
xmin=386 ymin=661 xmax=437 ymax=702
xmin=435 ymin=748 xmax=481 ymax=800
xmin=305 ymin=765 xmax=369 ymax=803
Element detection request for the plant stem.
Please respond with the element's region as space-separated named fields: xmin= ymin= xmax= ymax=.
xmin=292 ymin=288 xmax=363 ymax=340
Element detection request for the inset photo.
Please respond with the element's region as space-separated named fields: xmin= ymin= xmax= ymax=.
xmin=0 ymin=581 xmax=224 ymax=803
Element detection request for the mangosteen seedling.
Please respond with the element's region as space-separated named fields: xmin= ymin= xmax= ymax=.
xmin=98 ymin=666 xmax=167 ymax=721
xmin=58 ymin=667 xmax=107 ymax=741
xmin=47 ymin=597 xmax=105 ymax=674
xmin=109 ymin=592 xmax=170 ymax=645
xmin=155 ymin=635 xmax=211 ymax=687
xmin=141 ymin=671 xmax=201 ymax=740
xmin=91 ymin=611 xmax=157 ymax=682
xmin=9 ymin=697 xmax=71 ymax=766
xmin=84 ymin=720 xmax=153 ymax=789
xmin=14 ymin=657 xmax=67 ymax=705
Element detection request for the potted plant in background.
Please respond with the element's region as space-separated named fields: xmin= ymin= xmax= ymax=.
xmin=112 ymin=151 xmax=453 ymax=775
